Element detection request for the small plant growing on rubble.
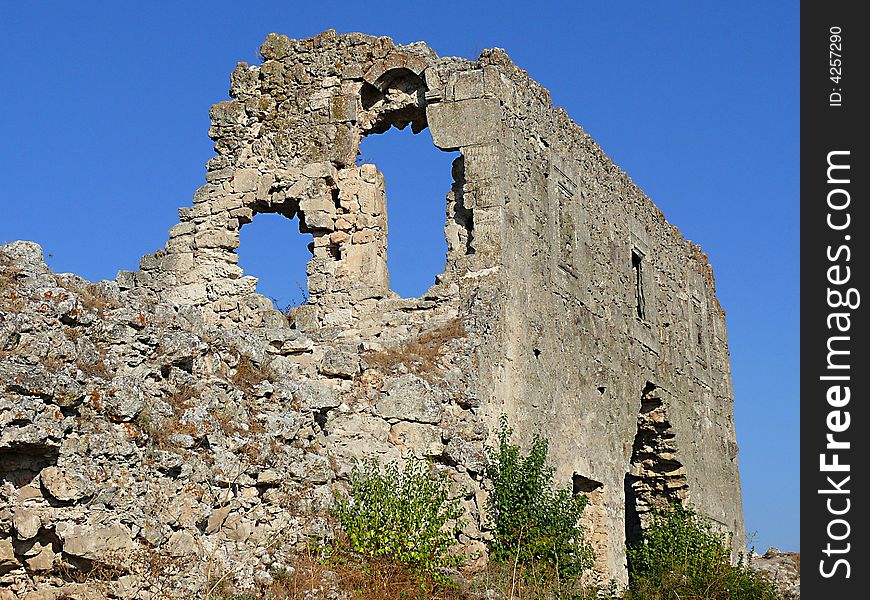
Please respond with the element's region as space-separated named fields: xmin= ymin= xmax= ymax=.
xmin=231 ymin=356 xmax=272 ymax=394
xmin=485 ymin=415 xmax=594 ymax=580
xmin=624 ymin=503 xmax=779 ymax=599
xmin=331 ymin=457 xmax=464 ymax=586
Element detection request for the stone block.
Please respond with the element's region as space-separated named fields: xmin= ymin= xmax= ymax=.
xmin=330 ymin=95 xmax=357 ymax=122
xmin=40 ymin=467 xmax=91 ymax=502
xmin=388 ymin=422 xmax=443 ymax=457
xmin=165 ymin=234 xmax=195 ymax=254
xmin=293 ymin=381 xmax=340 ymax=410
xmin=13 ymin=509 xmax=41 ymax=541
xmin=302 ymin=210 xmax=335 ymax=231
xmin=160 ymin=252 xmax=194 ymax=273
xmin=0 ymin=539 xmax=17 ymax=568
xmin=194 ymin=229 xmax=239 ymax=250
xmin=462 ymin=143 xmax=504 ymax=181
xmin=321 ymin=307 xmax=353 ymax=327
xmin=59 ymin=524 xmax=135 ymax=561
xmin=233 ymin=168 xmax=260 ymax=193
xmin=451 ymin=69 xmax=486 ymax=101
xmin=375 ymin=375 xmax=443 ymax=424
xmin=351 ymin=230 xmax=376 ymax=244
xmin=168 ymin=222 xmax=195 ymax=238
xmin=318 ymin=348 xmax=359 ymax=378
xmin=292 ymin=304 xmax=320 ymax=331
xmin=166 ymin=530 xmax=199 ymax=557
xmin=171 ymin=282 xmax=208 ymax=304
xmin=427 ymin=98 xmax=501 ymax=150
xmin=24 ymin=542 xmax=55 ymax=571
xmin=302 ymin=161 xmax=337 ymax=180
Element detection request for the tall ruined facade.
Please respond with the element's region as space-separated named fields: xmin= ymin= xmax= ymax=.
xmin=0 ymin=30 xmax=743 ymax=594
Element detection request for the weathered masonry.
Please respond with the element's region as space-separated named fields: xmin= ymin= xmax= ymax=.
xmin=0 ymin=30 xmax=742 ymax=591
xmin=124 ymin=30 xmax=744 ymax=582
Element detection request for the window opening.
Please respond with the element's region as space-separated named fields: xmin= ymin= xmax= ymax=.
xmin=357 ymin=127 xmax=459 ymax=298
xmin=236 ymin=212 xmax=313 ymax=311
xmin=632 ymin=249 xmax=646 ymax=320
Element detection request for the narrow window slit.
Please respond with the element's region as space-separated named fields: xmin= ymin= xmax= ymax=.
xmin=632 ymin=249 xmax=646 ymax=320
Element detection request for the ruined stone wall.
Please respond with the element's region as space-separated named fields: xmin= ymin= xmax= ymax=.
xmin=122 ymin=28 xmax=744 ymax=584
xmin=0 ymin=30 xmax=743 ymax=597
xmin=123 ymin=31 xmax=488 ymax=332
xmin=448 ymin=51 xmax=746 ymax=577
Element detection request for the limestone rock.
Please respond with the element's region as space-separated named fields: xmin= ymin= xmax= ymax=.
xmin=206 ymin=506 xmax=232 ymax=535
xmin=40 ymin=467 xmax=91 ymax=503
xmin=388 ymin=422 xmax=443 ymax=457
xmin=750 ymin=548 xmax=800 ymax=599
xmin=318 ymin=347 xmax=359 ymax=378
xmin=376 ymin=375 xmax=443 ymax=424
xmin=0 ymin=539 xmax=17 ymax=567
xmin=59 ymin=524 xmax=135 ymax=561
xmin=0 ymin=395 xmax=68 ymax=451
xmin=165 ymin=529 xmax=199 ymax=558
xmin=292 ymin=381 xmax=340 ymax=411
xmin=444 ymin=436 xmax=488 ymax=474
xmin=101 ymin=375 xmax=145 ymax=422
xmin=23 ymin=542 xmax=55 ymax=571
xmin=12 ymin=508 xmax=41 ymax=540
xmin=21 ymin=583 xmax=104 ymax=600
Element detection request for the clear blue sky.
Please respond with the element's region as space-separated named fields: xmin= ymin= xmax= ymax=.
xmin=0 ymin=2 xmax=798 ymax=552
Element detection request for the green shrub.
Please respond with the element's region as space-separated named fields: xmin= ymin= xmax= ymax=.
xmin=626 ymin=503 xmax=780 ymax=599
xmin=331 ymin=456 xmax=464 ymax=585
xmin=485 ymin=415 xmax=594 ymax=579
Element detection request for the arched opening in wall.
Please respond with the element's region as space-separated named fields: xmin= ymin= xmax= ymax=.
xmin=624 ymin=383 xmax=689 ymax=548
xmin=357 ymin=126 xmax=461 ymax=298
xmin=236 ymin=212 xmax=313 ymax=311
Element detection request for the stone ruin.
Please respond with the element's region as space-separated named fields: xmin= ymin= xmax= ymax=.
xmin=0 ymin=30 xmax=744 ymax=597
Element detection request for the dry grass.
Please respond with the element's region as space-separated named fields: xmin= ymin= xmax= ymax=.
xmin=236 ymin=432 xmax=272 ymax=465
xmin=363 ymin=318 xmax=465 ymax=379
xmin=39 ymin=351 xmax=68 ymax=371
xmin=56 ymin=279 xmax=120 ymax=318
xmin=52 ymin=549 xmax=606 ymax=600
xmin=237 ymin=555 xmax=601 ymax=600
xmin=62 ymin=326 xmax=113 ymax=380
xmin=79 ymin=283 xmax=120 ymax=313
xmin=167 ymin=384 xmax=197 ymax=412
xmin=232 ymin=356 xmax=273 ymax=395
xmin=52 ymin=544 xmax=192 ymax=600
xmin=256 ymin=551 xmax=466 ymax=600
xmin=333 ymin=559 xmax=464 ymax=600
xmin=211 ymin=404 xmax=266 ymax=437
xmin=466 ymin=560 xmax=603 ymax=600
xmin=210 ymin=393 xmax=271 ymax=464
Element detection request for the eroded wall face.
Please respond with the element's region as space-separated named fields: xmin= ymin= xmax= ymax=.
xmin=120 ymin=30 xmax=743 ymax=585
xmin=482 ymin=66 xmax=745 ymax=580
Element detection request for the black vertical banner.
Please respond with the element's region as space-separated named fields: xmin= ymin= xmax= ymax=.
xmin=802 ymin=2 xmax=868 ymax=598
